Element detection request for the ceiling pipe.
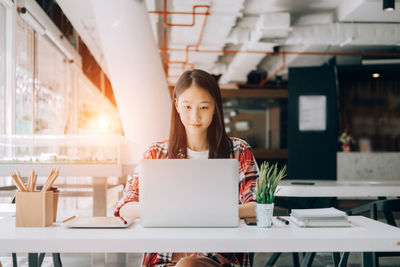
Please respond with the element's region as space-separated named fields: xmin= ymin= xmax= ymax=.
xmin=166 ymin=5 xmax=210 ymax=71
xmin=148 ymin=0 xmax=210 ymax=27
xmin=161 ymin=47 xmax=400 ymax=58
xmin=162 ymin=47 xmax=400 ymax=85
xmin=149 ymin=0 xmax=211 ymax=75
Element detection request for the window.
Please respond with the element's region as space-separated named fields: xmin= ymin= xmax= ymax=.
xmin=35 ymin=34 xmax=69 ymax=134
xmin=15 ymin=16 xmax=34 ymax=134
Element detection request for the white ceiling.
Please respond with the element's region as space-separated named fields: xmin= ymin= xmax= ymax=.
xmin=57 ymin=0 xmax=400 ymax=85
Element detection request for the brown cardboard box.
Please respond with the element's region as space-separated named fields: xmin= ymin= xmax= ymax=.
xmin=15 ymin=191 xmax=53 ymax=227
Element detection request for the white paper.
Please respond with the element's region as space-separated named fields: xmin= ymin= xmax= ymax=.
xmin=299 ymin=95 xmax=326 ymax=131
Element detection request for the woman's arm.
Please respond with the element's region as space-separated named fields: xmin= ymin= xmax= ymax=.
xmin=239 ymin=202 xmax=256 ymax=218
xmin=236 ymin=140 xmax=259 ymax=218
xmin=114 ymin=176 xmax=140 ymax=218
xmin=119 ymin=201 xmax=140 ymax=220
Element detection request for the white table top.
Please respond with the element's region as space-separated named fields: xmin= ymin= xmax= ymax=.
xmin=277 ymin=180 xmax=400 ymax=197
xmin=1 ymin=216 xmax=399 ymax=253
xmin=0 ymin=204 xmax=15 ymax=217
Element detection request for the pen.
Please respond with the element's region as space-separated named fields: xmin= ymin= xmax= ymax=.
xmin=63 ymin=215 xmax=76 ymax=223
xmin=118 ymin=216 xmax=127 ymax=225
xmin=276 ymin=216 xmax=290 ymax=225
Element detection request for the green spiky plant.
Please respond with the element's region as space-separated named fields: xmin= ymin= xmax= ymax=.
xmin=256 ymin=162 xmax=287 ymax=204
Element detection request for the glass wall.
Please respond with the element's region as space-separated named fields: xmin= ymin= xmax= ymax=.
xmin=8 ymin=7 xmax=122 ymax=136
xmin=15 ymin=16 xmax=35 ymax=134
xmin=35 ymin=34 xmax=69 ymax=134
xmin=0 ymin=5 xmax=5 ymax=133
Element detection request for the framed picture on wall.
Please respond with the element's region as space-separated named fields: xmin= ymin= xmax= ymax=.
xmin=299 ymin=95 xmax=326 ymax=131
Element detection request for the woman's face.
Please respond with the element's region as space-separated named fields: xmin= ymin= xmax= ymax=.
xmin=175 ymin=84 xmax=215 ymax=136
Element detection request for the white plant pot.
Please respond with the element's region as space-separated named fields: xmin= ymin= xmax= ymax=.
xmin=256 ymin=203 xmax=274 ymax=228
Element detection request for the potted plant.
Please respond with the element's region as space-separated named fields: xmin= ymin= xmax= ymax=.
xmin=255 ymin=162 xmax=287 ymax=227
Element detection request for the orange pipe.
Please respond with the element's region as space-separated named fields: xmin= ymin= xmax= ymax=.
xmin=164 ymin=4 xmax=210 ymax=70
xmin=156 ymin=0 xmax=210 ymax=27
xmin=163 ymin=47 xmax=400 ymax=80
xmin=161 ymin=47 xmax=400 ymax=58
xmin=151 ymin=1 xmax=400 ymax=80
xmin=159 ymin=1 xmax=210 ymax=73
xmin=150 ymin=0 xmax=211 ymax=75
xmin=148 ymin=10 xmax=209 ymax=16
xmin=163 ymin=47 xmax=400 ymax=83
xmin=162 ymin=28 xmax=168 ymax=75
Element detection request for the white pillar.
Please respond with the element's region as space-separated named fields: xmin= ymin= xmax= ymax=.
xmin=90 ymin=0 xmax=171 ymax=162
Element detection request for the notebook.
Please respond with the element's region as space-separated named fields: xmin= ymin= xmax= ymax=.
xmin=290 ymin=207 xmax=351 ymax=227
xmin=139 ymin=159 xmax=239 ymax=227
xmin=63 ymin=216 xmax=135 ymax=228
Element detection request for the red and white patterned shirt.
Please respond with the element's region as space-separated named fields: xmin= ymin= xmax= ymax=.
xmin=115 ymin=137 xmax=259 ymax=267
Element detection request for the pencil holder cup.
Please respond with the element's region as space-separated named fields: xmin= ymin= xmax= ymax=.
xmin=50 ymin=187 xmax=59 ymax=222
xmin=15 ymin=191 xmax=54 ymax=227
xmin=53 ymin=191 xmax=59 ymax=222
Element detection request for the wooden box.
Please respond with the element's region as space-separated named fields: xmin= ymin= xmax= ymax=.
xmin=15 ymin=191 xmax=53 ymax=227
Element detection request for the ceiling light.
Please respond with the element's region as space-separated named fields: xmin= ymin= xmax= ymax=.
xmin=372 ymin=73 xmax=380 ymax=78
xmin=229 ymin=110 xmax=238 ymax=117
xmin=383 ymin=0 xmax=395 ymax=11
xmin=223 ymin=117 xmax=231 ymax=124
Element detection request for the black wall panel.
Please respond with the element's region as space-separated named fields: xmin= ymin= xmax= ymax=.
xmin=288 ymin=65 xmax=338 ymax=180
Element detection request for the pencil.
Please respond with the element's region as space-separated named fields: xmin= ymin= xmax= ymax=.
xmin=28 ymin=170 xmax=34 ymax=192
xmin=11 ymin=173 xmax=26 ymax=192
xmin=16 ymin=171 xmax=27 ymax=192
xmin=42 ymin=169 xmax=57 ymax=192
xmin=62 ymin=215 xmax=76 ymax=223
xmin=32 ymin=173 xmax=38 ymax=192
xmin=43 ymin=169 xmax=59 ymax=191
xmin=26 ymin=172 xmax=31 ymax=192
xmin=42 ymin=169 xmax=55 ymax=192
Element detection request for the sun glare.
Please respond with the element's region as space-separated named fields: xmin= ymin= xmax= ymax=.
xmin=97 ymin=115 xmax=110 ymax=132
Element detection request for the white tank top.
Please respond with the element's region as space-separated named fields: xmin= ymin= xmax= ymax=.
xmin=187 ymin=148 xmax=209 ymax=159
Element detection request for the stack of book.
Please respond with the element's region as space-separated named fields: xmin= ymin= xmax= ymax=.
xmin=290 ymin=207 xmax=351 ymax=227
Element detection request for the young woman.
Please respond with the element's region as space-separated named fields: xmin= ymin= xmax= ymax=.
xmin=115 ymin=69 xmax=259 ymax=267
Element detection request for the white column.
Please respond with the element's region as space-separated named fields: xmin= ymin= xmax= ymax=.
xmin=90 ymin=0 xmax=171 ymax=162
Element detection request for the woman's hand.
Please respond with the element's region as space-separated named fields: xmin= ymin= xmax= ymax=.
xmin=239 ymin=202 xmax=256 ymax=218
xmin=119 ymin=201 xmax=140 ymax=221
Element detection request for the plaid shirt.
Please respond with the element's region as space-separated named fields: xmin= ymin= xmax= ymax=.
xmin=115 ymin=137 xmax=259 ymax=267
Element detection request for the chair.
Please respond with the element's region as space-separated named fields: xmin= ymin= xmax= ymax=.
xmin=334 ymin=198 xmax=400 ymax=267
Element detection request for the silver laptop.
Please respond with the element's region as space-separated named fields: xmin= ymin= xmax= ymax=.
xmin=139 ymin=159 xmax=239 ymax=227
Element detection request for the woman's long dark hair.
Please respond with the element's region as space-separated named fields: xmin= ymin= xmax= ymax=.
xmin=168 ymin=69 xmax=233 ymax=159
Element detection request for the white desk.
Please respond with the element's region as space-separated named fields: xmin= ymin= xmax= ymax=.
xmin=0 ymin=216 xmax=399 ymax=254
xmin=277 ymin=179 xmax=400 ymax=197
xmin=0 ymin=204 xmax=15 ymax=217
